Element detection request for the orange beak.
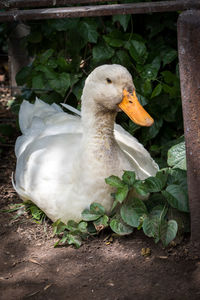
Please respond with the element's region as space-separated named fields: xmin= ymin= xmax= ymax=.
xmin=118 ymin=89 xmax=154 ymax=127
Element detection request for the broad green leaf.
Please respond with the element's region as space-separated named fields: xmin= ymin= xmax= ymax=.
xmin=115 ymin=185 xmax=129 ymax=203
xmin=151 ymin=84 xmax=162 ymax=98
xmin=122 ymin=171 xmax=136 ymax=186
xmin=81 ymin=209 xmax=101 ymax=221
xmin=92 ymin=43 xmax=115 ymax=63
xmin=167 ymin=168 xmax=187 ymax=189
xmin=66 ymin=233 xmax=82 ymax=248
xmin=161 ymin=49 xmax=177 ymax=66
xmin=133 ymin=181 xmax=148 ymax=196
xmin=112 ymin=50 xmax=132 ymax=68
xmin=80 ymin=21 xmax=98 ymax=43
xmin=39 ymin=49 xmax=54 ymax=64
xmin=162 ymin=184 xmax=189 ymax=212
xmin=125 ymin=40 xmax=148 ymax=65
xmin=167 ymin=142 xmax=186 ymax=170
xmin=32 ymin=74 xmax=44 ymax=90
xmin=90 ymin=203 xmax=105 ymax=215
xmin=110 ymin=215 xmax=133 ymax=235
xmin=140 ymin=57 xmax=161 ymax=80
xmin=103 ymin=31 xmax=124 ymax=48
xmin=142 ymin=215 xmax=160 ymax=239
xmin=160 ymin=220 xmax=178 ymax=247
xmin=112 ymin=15 xmax=131 ymax=31
xmin=144 ymin=176 xmax=164 ymax=193
xmin=93 ymin=215 xmax=109 ymax=228
xmin=52 ymin=219 xmax=68 ymax=235
xmin=161 ymin=71 xmax=178 ymax=84
xmin=66 ymin=220 xmax=78 ymax=231
xmin=81 ymin=202 xmax=105 ymax=221
xmin=16 ymin=66 xmax=32 ymax=85
xmin=141 ymin=80 xmax=152 ymax=97
xmin=105 ymin=175 xmax=124 ymax=188
xmin=120 ymin=197 xmax=147 ymax=227
xmin=49 ymin=72 xmax=70 ymax=96
xmin=78 ymin=221 xmax=88 ymax=233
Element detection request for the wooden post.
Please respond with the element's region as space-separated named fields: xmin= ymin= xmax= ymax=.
xmin=8 ymin=22 xmax=31 ymax=94
xmin=178 ymin=10 xmax=200 ymax=245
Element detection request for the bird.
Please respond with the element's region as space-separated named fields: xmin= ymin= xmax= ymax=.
xmin=13 ymin=64 xmax=159 ymax=224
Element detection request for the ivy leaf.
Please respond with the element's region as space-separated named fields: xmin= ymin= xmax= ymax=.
xmin=49 ymin=72 xmax=70 ymax=96
xmin=151 ymin=83 xmax=162 ymax=98
xmin=167 ymin=142 xmax=186 ymax=170
xmin=140 ymin=57 xmax=161 ymax=80
xmin=92 ymin=42 xmax=115 ymax=63
xmin=66 ymin=233 xmax=82 ymax=248
xmin=144 ymin=176 xmax=164 ymax=193
xmin=112 ymin=15 xmax=131 ymax=31
xmin=93 ymin=215 xmax=109 ymax=230
xmin=125 ymin=40 xmax=148 ymax=65
xmin=32 ymin=74 xmax=44 ymax=90
xmin=82 ymin=202 xmax=105 ymax=221
xmin=162 ymin=185 xmax=189 ymax=213
xmin=122 ymin=171 xmax=136 ymax=186
xmin=16 ymin=66 xmax=32 ymax=85
xmin=105 ymin=175 xmax=124 ymax=188
xmin=160 ymin=220 xmax=178 ymax=247
xmin=115 ymin=185 xmax=129 ymax=203
xmin=120 ymin=197 xmax=148 ymax=227
xmin=52 ymin=219 xmax=68 ymax=235
xmin=80 ymin=21 xmax=98 ymax=43
xmin=161 ymin=48 xmax=177 ymax=67
xmin=110 ymin=215 xmax=133 ymax=235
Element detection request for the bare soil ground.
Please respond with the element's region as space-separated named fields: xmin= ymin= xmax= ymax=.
xmin=1 ymin=90 xmax=200 ymax=300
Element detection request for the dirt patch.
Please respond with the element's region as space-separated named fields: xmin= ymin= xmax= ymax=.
xmin=1 ymin=93 xmax=200 ymax=300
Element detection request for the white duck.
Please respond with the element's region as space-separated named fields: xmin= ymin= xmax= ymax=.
xmin=14 ymin=64 xmax=158 ymax=224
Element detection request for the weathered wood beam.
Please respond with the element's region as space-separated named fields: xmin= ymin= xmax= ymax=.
xmin=0 ymin=0 xmax=199 ymax=22
xmin=178 ymin=10 xmax=200 ymax=245
xmin=0 ymin=0 xmax=117 ymax=9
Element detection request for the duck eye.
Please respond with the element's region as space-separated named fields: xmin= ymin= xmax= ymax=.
xmin=106 ymin=78 xmax=112 ymax=84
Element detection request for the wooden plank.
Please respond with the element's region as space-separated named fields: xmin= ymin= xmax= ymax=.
xmin=0 ymin=0 xmax=116 ymax=9
xmin=178 ymin=10 xmax=200 ymax=245
xmin=0 ymin=1 xmax=199 ymax=22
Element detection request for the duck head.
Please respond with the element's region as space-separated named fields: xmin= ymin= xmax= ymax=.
xmin=82 ymin=64 xmax=154 ymax=127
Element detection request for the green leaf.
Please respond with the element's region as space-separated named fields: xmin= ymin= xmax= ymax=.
xmin=81 ymin=202 xmax=105 ymax=221
xmin=133 ymin=181 xmax=148 ymax=196
xmin=151 ymin=83 xmax=162 ymax=98
xmin=49 ymin=72 xmax=70 ymax=96
xmin=78 ymin=221 xmax=88 ymax=233
xmin=161 ymin=48 xmax=177 ymax=67
xmin=112 ymin=50 xmax=132 ymax=68
xmin=32 ymin=74 xmax=44 ymax=90
xmin=66 ymin=220 xmax=78 ymax=232
xmin=39 ymin=49 xmax=54 ymax=64
xmin=105 ymin=175 xmax=124 ymax=188
xmin=52 ymin=219 xmax=68 ymax=235
xmin=125 ymin=40 xmax=148 ymax=65
xmin=115 ymin=185 xmax=129 ymax=203
xmin=66 ymin=233 xmax=82 ymax=248
xmin=160 ymin=220 xmax=178 ymax=247
xmin=16 ymin=66 xmax=32 ymax=85
xmin=120 ymin=197 xmax=148 ymax=227
xmin=122 ymin=171 xmax=136 ymax=186
xmin=90 ymin=203 xmax=105 ymax=215
xmin=140 ymin=57 xmax=161 ymax=81
xmin=144 ymin=176 xmax=164 ymax=193
xmin=93 ymin=215 xmax=109 ymax=229
xmin=112 ymin=15 xmax=131 ymax=31
xmin=167 ymin=142 xmax=186 ymax=170
xmin=110 ymin=215 xmax=133 ymax=235
xmin=103 ymin=31 xmax=124 ymax=48
xmin=92 ymin=42 xmax=115 ymax=63
xmin=162 ymin=184 xmax=189 ymax=212
xmin=80 ymin=21 xmax=98 ymax=43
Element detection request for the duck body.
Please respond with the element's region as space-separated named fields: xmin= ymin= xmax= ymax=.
xmin=14 ymin=65 xmax=158 ymax=223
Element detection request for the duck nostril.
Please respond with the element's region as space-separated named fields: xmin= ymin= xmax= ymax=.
xmin=129 ymin=101 xmax=133 ymax=103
